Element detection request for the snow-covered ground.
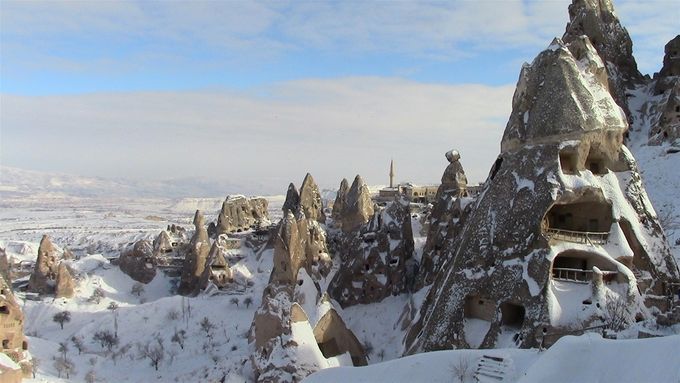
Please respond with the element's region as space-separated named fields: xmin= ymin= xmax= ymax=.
xmin=304 ymin=334 xmax=680 ymax=383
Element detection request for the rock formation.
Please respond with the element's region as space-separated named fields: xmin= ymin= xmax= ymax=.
xmin=299 ymin=173 xmax=326 ymax=223
xmin=249 ymin=177 xmax=362 ymax=382
xmin=0 ymin=248 xmax=10 ymax=284
xmin=640 ymin=35 xmax=680 ymax=145
xmin=405 ymin=36 xmax=680 ymax=353
xmin=335 ymin=175 xmax=374 ymax=232
xmin=415 ymin=150 xmax=473 ymax=290
xmin=215 ymin=195 xmax=269 ymax=234
xmin=119 ymin=240 xmax=157 ymax=284
xmin=198 ymin=237 xmax=233 ymax=289
xmin=178 ymin=210 xmax=212 ymax=295
xmin=0 ymin=275 xmax=31 ymax=380
xmin=331 ymin=178 xmax=349 ymax=222
xmin=282 ymin=183 xmax=301 ymax=215
xmin=27 ymin=235 xmax=60 ymax=295
xmin=562 ymin=0 xmax=643 ymax=120
xmin=329 ymin=197 xmax=415 ymax=306
xmin=55 ymin=263 xmax=75 ymax=298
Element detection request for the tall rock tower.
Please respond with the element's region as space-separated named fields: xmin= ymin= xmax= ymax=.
xmin=389 ymin=159 xmax=395 ymax=188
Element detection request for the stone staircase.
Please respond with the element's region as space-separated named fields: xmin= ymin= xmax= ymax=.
xmin=474 ymin=354 xmax=514 ymax=382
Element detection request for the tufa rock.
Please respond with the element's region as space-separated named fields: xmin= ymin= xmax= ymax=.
xmin=0 ymin=248 xmax=10 ymax=284
xmin=299 ymin=173 xmax=326 ymax=223
xmin=282 ymin=183 xmax=301 ymax=215
xmin=0 ymin=275 xmax=31 ymax=379
xmin=27 ymin=235 xmax=60 ymax=294
xmin=55 ymin=263 xmax=75 ymax=298
xmin=178 ymin=210 xmax=212 ymax=295
xmin=216 ymin=195 xmax=269 ymax=234
xmin=658 ymin=35 xmax=680 ymax=79
xmin=119 ymin=240 xmax=157 ymax=284
xmin=562 ymin=0 xmax=643 ymax=120
xmin=270 ymin=211 xmax=307 ymax=285
xmin=331 ymin=178 xmax=349 ymax=222
xmin=405 ymin=37 xmax=679 ymax=354
xmin=339 ymin=175 xmax=374 ymax=232
xmin=415 ymin=150 xmax=473 ymax=290
xmin=329 ymin=197 xmax=415 ymax=307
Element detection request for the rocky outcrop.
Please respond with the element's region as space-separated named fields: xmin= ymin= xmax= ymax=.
xmin=329 ymin=197 xmax=415 ymax=306
xmin=27 ymin=235 xmax=60 ymax=294
xmin=562 ymin=0 xmax=643 ymax=120
xmin=415 ymin=150 xmax=473 ymax=290
xmin=178 ymin=210 xmax=211 ymax=295
xmin=55 ymin=263 xmax=75 ymax=298
xmin=0 ymin=275 xmax=31 ymax=378
xmin=119 ymin=240 xmax=156 ymax=284
xmin=405 ymin=37 xmax=679 ymax=354
xmin=299 ymin=173 xmax=326 ymax=223
xmin=199 ymin=238 xmax=233 ymax=289
xmin=250 ymin=178 xmax=360 ymax=382
xmin=658 ymin=35 xmax=680 ymax=79
xmin=282 ymin=183 xmax=301 ymax=215
xmin=0 ymin=248 xmax=10 ymax=284
xmin=331 ymin=178 xmax=349 ymax=221
xmin=216 ymin=196 xmax=269 ymax=234
xmin=335 ymin=175 xmax=374 ymax=232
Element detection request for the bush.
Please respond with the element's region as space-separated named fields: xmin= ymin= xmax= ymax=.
xmin=131 ymin=282 xmax=145 ymax=297
xmin=93 ymin=330 xmax=118 ymax=352
xmin=88 ymin=288 xmax=105 ymax=304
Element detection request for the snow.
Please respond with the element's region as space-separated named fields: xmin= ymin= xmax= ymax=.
xmin=463 ymin=318 xmax=491 ymax=348
xmin=305 ymin=334 xmax=680 ymax=383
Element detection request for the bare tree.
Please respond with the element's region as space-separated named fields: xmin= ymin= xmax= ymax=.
xmin=605 ymin=296 xmax=633 ymax=332
xmin=52 ymin=311 xmax=71 ymax=330
xmin=243 ymin=296 xmax=253 ymax=308
xmin=167 ymin=348 xmax=178 ymax=364
xmin=88 ymin=287 xmax=105 ymax=304
xmin=108 ymin=302 xmax=120 ymax=337
xmin=93 ymin=330 xmax=119 ymax=353
xmin=85 ymin=370 xmax=97 ymax=383
xmin=659 ymin=208 xmax=680 ymax=235
xmin=171 ymin=329 xmax=187 ymax=350
xmin=58 ymin=342 xmax=69 ymax=358
xmin=449 ymin=356 xmax=472 ymax=383
xmin=230 ymin=297 xmax=239 ymax=307
xmin=31 ymin=357 xmax=39 ymax=378
xmin=71 ymin=335 xmax=86 ymax=355
xmin=166 ymin=309 xmax=180 ymax=321
xmin=200 ymin=317 xmax=216 ymax=338
xmin=131 ymin=282 xmax=145 ymax=297
xmin=53 ymin=356 xmax=75 ymax=379
xmin=137 ymin=336 xmax=165 ymax=371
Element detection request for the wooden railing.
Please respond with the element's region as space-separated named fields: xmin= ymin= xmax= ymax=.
xmin=545 ymin=228 xmax=608 ymax=245
xmin=552 ymin=267 xmax=617 ymax=283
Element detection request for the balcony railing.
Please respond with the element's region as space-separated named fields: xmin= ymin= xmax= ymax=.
xmin=552 ymin=267 xmax=617 ymax=283
xmin=545 ymin=228 xmax=608 ymax=245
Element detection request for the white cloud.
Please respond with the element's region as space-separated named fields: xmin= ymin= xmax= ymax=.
xmin=0 ymin=78 xmax=514 ymax=194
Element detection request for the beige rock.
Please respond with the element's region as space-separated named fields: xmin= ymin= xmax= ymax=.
xmin=216 ymin=195 xmax=269 ymax=234
xmin=299 ymin=173 xmax=326 ymax=223
xmin=27 ymin=235 xmax=60 ymax=294
xmin=0 ymin=275 xmax=30 ymax=378
xmin=119 ymin=240 xmax=156 ymax=284
xmin=282 ymin=183 xmax=301 ymax=215
xmin=340 ymin=175 xmax=374 ymax=232
xmin=178 ymin=210 xmax=211 ymax=295
xmin=332 ymin=178 xmax=349 ymax=222
xmin=55 ymin=263 xmax=75 ymax=298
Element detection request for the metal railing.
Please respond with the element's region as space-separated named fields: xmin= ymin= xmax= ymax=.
xmin=552 ymin=267 xmax=617 ymax=283
xmin=545 ymin=228 xmax=608 ymax=245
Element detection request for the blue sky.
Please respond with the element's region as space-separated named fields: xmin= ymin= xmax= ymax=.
xmin=1 ymin=0 xmax=678 ymax=195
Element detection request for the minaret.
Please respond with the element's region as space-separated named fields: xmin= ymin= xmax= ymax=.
xmin=389 ymin=159 xmax=395 ymax=188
